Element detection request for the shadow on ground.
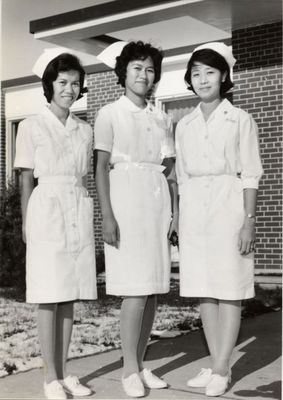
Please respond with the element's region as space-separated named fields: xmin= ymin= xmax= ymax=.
xmin=81 ymin=311 xmax=281 ymax=400
xmin=233 ymin=380 xmax=281 ymax=399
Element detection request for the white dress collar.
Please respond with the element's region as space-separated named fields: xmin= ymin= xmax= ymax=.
xmin=40 ymin=106 xmax=78 ymax=130
xmin=118 ymin=95 xmax=154 ymax=113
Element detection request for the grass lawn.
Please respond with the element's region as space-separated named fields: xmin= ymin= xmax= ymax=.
xmin=0 ymin=279 xmax=281 ymax=378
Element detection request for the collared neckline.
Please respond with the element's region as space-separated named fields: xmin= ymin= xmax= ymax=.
xmin=199 ymin=98 xmax=234 ymax=122
xmin=183 ymin=98 xmax=234 ymax=126
xmin=118 ymin=95 xmax=154 ymax=113
xmin=40 ymin=106 xmax=78 ymax=131
xmin=183 ymin=104 xmax=200 ymax=125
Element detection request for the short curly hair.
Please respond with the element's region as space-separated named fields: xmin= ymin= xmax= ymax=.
xmin=184 ymin=49 xmax=233 ymax=96
xmin=42 ymin=53 xmax=87 ymax=103
xmin=114 ymin=41 xmax=163 ymax=87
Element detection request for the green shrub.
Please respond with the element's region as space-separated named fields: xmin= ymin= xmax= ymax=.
xmin=0 ymin=183 xmax=26 ymax=297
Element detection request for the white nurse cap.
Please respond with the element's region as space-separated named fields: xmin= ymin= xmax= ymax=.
xmin=32 ymin=47 xmax=77 ymax=78
xmin=96 ymin=41 xmax=128 ymax=69
xmin=193 ymin=42 xmax=236 ymax=68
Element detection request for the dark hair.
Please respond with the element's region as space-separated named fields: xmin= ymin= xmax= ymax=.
xmin=114 ymin=41 xmax=163 ymax=87
xmin=184 ymin=49 xmax=233 ymax=95
xmin=42 ymin=53 xmax=87 ymax=103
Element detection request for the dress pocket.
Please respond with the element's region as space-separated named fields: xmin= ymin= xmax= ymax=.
xmin=28 ymin=195 xmax=65 ymax=244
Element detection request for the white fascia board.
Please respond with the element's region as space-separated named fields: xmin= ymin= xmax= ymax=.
xmin=34 ymin=0 xmax=203 ymax=41
xmin=5 ymin=85 xmax=86 ymax=120
xmin=163 ymin=53 xmax=192 ymax=66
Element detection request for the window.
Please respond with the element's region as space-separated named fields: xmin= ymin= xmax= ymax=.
xmin=159 ymin=92 xmax=233 ymax=133
xmin=161 ymin=95 xmax=199 ymax=133
xmin=7 ymin=119 xmax=22 ymax=185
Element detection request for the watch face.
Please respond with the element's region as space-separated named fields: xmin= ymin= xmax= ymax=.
xmin=247 ymin=214 xmax=255 ymax=219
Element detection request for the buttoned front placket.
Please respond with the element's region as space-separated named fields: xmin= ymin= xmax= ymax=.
xmin=63 ymin=128 xmax=80 ymax=256
xmin=200 ymin=114 xmax=215 ymax=283
xmin=145 ymin=110 xmax=154 ymax=158
xmin=202 ymin=115 xmax=214 ymax=211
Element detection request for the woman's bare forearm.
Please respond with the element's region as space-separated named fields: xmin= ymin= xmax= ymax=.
xmin=163 ymin=157 xmax=179 ymax=215
xmin=95 ymin=150 xmax=115 ymax=218
xmin=20 ymin=169 xmax=34 ymax=225
xmin=243 ymin=188 xmax=258 ymax=218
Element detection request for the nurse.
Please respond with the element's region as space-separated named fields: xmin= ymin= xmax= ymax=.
xmin=95 ymin=41 xmax=178 ymax=397
xmin=175 ymin=42 xmax=263 ymax=397
xmin=14 ymin=50 xmax=96 ymax=399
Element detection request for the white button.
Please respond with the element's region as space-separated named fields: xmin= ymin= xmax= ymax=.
xmin=147 ymin=127 xmax=151 ymax=132
xmin=72 ymin=223 xmax=76 ymax=228
xmin=204 ymin=135 xmax=208 ymax=139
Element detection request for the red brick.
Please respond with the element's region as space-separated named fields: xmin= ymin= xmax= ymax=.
xmin=232 ymin=21 xmax=282 ymax=271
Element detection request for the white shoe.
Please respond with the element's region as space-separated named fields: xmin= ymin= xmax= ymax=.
xmin=187 ymin=368 xmax=212 ymax=388
xmin=62 ymin=375 xmax=92 ymax=396
xmin=140 ymin=368 xmax=167 ymax=389
xmin=122 ymin=373 xmax=145 ymax=397
xmin=44 ymin=380 xmax=67 ymax=400
xmin=205 ymin=373 xmax=231 ymax=397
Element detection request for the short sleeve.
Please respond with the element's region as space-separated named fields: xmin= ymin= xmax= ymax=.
xmin=14 ymin=119 xmax=35 ymax=169
xmin=239 ymin=112 xmax=263 ymax=189
xmin=94 ymin=106 xmax=113 ymax=153
xmin=161 ymin=114 xmax=175 ymax=158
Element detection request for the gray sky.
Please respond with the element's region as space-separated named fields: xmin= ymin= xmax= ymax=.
xmin=1 ymin=0 xmax=108 ymax=80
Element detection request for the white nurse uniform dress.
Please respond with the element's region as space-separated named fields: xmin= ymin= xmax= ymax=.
xmin=94 ymin=95 xmax=175 ymax=296
xmin=14 ymin=106 xmax=97 ymax=303
xmin=176 ymin=99 xmax=263 ymax=300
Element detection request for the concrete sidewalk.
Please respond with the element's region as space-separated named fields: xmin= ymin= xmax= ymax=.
xmin=1 ymin=311 xmax=281 ymax=400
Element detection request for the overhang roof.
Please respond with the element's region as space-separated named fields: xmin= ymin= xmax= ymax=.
xmin=29 ymin=0 xmax=281 ymax=61
xmin=3 ymin=0 xmax=280 ymax=88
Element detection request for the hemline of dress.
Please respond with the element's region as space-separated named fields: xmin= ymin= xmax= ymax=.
xmin=26 ymin=294 xmax=97 ymax=304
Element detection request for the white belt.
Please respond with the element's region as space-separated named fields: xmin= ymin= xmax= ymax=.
xmin=188 ymin=173 xmax=237 ymax=180
xmin=38 ymin=175 xmax=82 ymax=186
xmin=112 ymin=162 xmax=165 ymax=173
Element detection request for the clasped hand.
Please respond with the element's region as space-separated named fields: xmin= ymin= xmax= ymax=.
xmin=168 ymin=214 xmax=179 ymax=247
xmin=238 ymin=219 xmax=256 ymax=255
xmin=102 ymin=215 xmax=120 ymax=248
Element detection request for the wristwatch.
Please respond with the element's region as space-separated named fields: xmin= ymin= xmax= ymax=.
xmin=246 ymin=213 xmax=256 ymax=220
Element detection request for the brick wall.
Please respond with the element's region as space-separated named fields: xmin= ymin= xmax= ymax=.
xmin=0 ymin=90 xmax=6 ymax=193
xmin=86 ymin=71 xmax=124 ymax=254
xmin=232 ymin=22 xmax=282 ymax=271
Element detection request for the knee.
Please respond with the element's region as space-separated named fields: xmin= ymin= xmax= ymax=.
xmin=122 ymin=296 xmax=148 ymax=310
xmin=38 ymin=303 xmax=57 ymax=311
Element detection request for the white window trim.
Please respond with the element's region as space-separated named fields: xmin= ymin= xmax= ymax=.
xmin=155 ymin=92 xmax=196 ymax=111
xmin=6 ymin=117 xmax=24 ymax=183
